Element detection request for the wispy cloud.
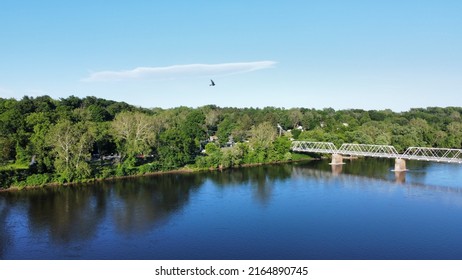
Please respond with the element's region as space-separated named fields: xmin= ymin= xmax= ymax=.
xmin=82 ymin=61 xmax=277 ymax=82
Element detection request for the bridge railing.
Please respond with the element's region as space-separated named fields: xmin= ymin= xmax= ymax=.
xmin=291 ymin=141 xmax=337 ymax=154
xmin=337 ymin=143 xmax=400 ymax=159
xmin=402 ymin=147 xmax=462 ymax=163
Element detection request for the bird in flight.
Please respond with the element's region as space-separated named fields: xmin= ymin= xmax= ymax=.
xmin=209 ymin=79 xmax=215 ymax=86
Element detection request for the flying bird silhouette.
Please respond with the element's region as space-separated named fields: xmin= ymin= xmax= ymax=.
xmin=209 ymin=79 xmax=215 ymax=86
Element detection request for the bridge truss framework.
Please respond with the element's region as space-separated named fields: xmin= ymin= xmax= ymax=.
xmin=291 ymin=141 xmax=462 ymax=164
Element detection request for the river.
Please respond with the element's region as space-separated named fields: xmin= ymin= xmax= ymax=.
xmin=2 ymin=158 xmax=462 ymax=260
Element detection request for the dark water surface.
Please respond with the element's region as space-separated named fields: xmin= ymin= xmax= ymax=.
xmin=2 ymin=159 xmax=462 ymax=260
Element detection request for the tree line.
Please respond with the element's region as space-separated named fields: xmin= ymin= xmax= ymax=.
xmin=1 ymin=95 xmax=462 ymax=189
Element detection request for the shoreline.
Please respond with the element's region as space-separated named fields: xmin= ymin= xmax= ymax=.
xmin=0 ymin=158 xmax=315 ymax=193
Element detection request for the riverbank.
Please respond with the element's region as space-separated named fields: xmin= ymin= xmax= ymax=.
xmin=0 ymin=157 xmax=315 ymax=193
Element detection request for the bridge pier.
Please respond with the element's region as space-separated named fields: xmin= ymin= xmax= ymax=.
xmin=330 ymin=153 xmax=344 ymax=165
xmin=394 ymin=158 xmax=407 ymax=172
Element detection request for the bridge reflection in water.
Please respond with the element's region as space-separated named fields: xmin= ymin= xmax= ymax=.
xmin=328 ymin=158 xmax=406 ymax=182
xmin=294 ymin=163 xmax=462 ymax=195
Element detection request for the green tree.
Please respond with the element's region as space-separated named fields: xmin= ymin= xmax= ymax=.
xmin=268 ymin=136 xmax=292 ymax=162
xmin=111 ymin=111 xmax=156 ymax=164
xmin=0 ymin=136 xmax=14 ymax=165
xmin=288 ymin=108 xmax=303 ymax=129
xmin=249 ymin=122 xmax=277 ymax=150
xmin=298 ymin=128 xmax=326 ymax=142
xmin=203 ymin=142 xmax=222 ymax=168
xmin=26 ymin=112 xmax=54 ymax=172
xmin=181 ymin=110 xmax=207 ymax=148
xmin=445 ymin=122 xmax=462 ymax=148
xmin=93 ymin=121 xmax=113 ymax=159
xmin=217 ymin=115 xmax=236 ymax=146
xmin=203 ymin=107 xmax=221 ymax=133
xmin=48 ymin=120 xmax=96 ymax=182
xmin=157 ymin=128 xmax=194 ymax=169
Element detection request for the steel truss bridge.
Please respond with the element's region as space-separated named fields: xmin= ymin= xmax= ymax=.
xmin=291 ymin=141 xmax=462 ymax=164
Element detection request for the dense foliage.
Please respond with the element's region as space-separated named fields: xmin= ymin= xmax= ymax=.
xmin=1 ymin=95 xmax=462 ymax=189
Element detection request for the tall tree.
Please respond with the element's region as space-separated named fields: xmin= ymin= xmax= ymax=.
xmin=157 ymin=128 xmax=194 ymax=169
xmin=249 ymin=121 xmax=277 ymax=150
xmin=111 ymin=111 xmax=157 ymax=164
xmin=26 ymin=112 xmax=54 ymax=172
xmin=48 ymin=120 xmax=96 ymax=182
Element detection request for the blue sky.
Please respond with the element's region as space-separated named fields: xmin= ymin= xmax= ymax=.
xmin=1 ymin=0 xmax=461 ymax=111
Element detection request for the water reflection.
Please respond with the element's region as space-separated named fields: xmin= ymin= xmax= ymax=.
xmin=394 ymin=171 xmax=406 ymax=183
xmin=207 ymin=164 xmax=293 ymax=203
xmin=110 ymin=173 xmax=203 ymax=233
xmin=330 ymin=164 xmax=343 ymax=176
xmin=5 ymin=187 xmax=106 ymax=244
xmin=0 ymin=198 xmax=10 ymax=259
xmin=330 ymin=160 xmax=405 ymax=183
xmin=0 ymin=172 xmax=205 ymax=251
xmin=294 ymin=160 xmax=462 ymax=196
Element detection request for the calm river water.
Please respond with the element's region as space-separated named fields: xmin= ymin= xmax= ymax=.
xmin=2 ymin=159 xmax=462 ymax=260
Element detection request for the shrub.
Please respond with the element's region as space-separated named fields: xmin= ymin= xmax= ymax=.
xmin=137 ymin=162 xmax=160 ymax=174
xmin=98 ymin=166 xmax=115 ymax=179
xmin=25 ymin=174 xmax=51 ymax=187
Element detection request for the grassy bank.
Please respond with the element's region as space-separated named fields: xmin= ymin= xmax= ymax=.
xmin=0 ymin=154 xmax=313 ymax=192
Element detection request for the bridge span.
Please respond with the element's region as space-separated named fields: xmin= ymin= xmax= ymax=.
xmin=291 ymin=141 xmax=462 ymax=171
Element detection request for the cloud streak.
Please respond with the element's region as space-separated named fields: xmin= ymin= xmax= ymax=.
xmin=82 ymin=61 xmax=276 ymax=82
